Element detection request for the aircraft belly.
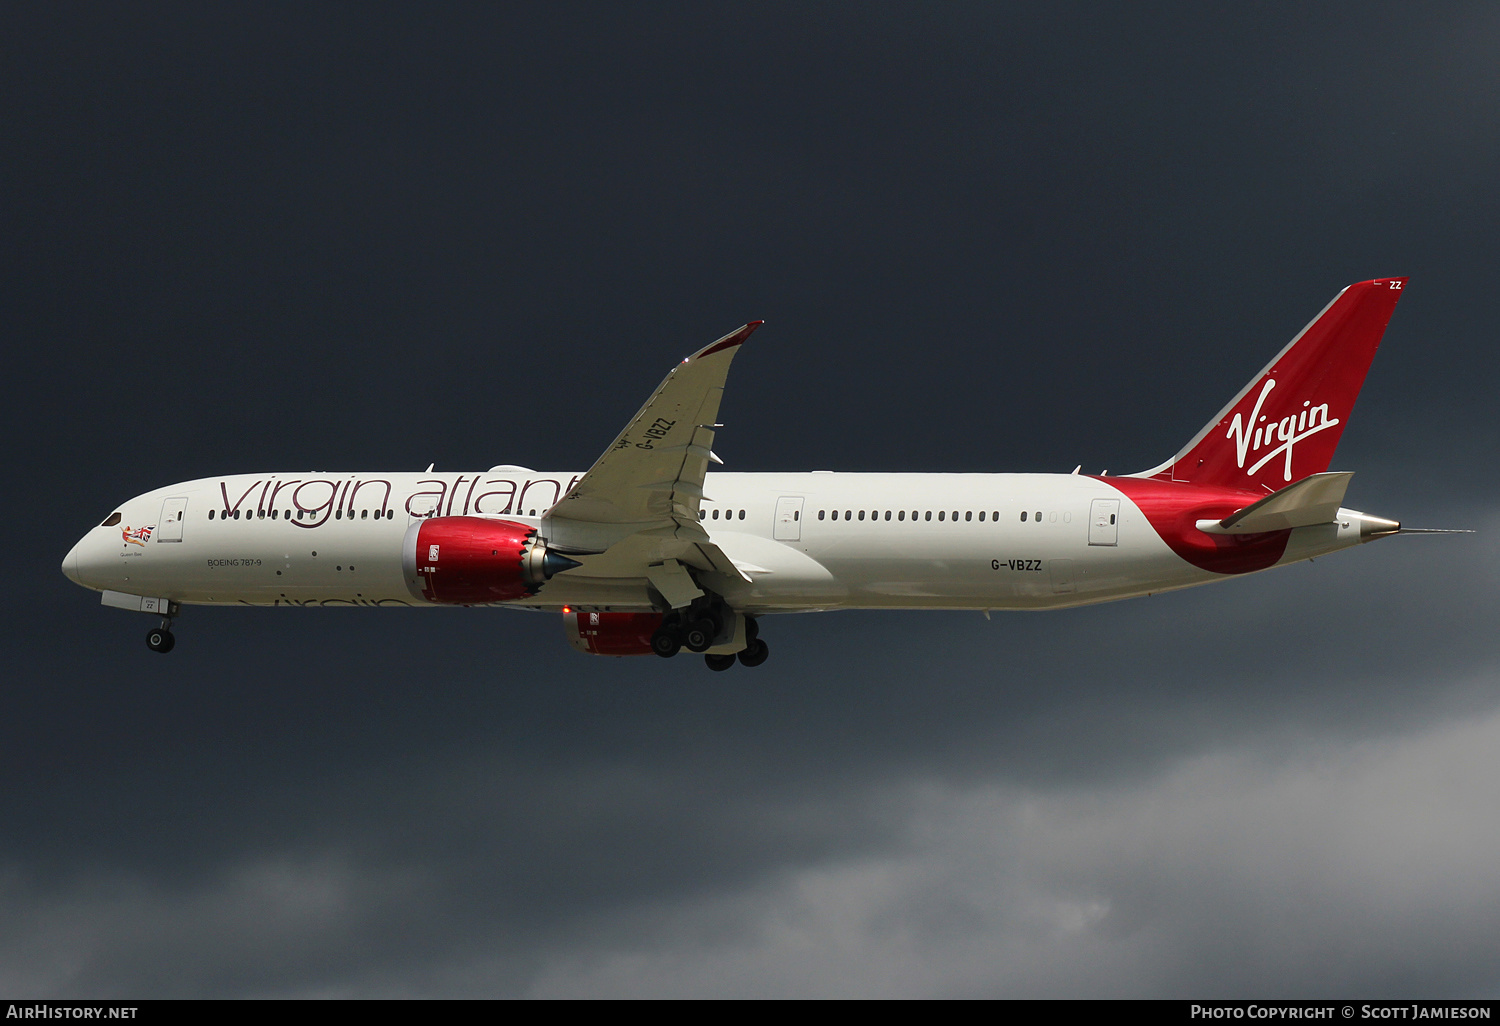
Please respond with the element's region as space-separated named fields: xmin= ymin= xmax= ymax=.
xmin=703 ymin=531 xmax=848 ymax=609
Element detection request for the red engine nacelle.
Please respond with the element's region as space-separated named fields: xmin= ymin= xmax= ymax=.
xmin=402 ymin=516 xmax=579 ymax=604
xmin=564 ymin=610 xmax=665 ymax=656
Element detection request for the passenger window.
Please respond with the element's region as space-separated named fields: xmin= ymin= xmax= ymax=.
xmin=952 ymin=511 xmax=958 ymax=521
xmin=234 ymin=510 xmax=241 ymax=520
xmin=1035 ymin=511 xmax=1042 ymax=521
xmin=858 ymin=511 xmax=865 ymax=521
xmin=1021 ymin=511 xmax=1027 ymax=522
xmin=965 ymin=511 xmax=972 ymax=521
xmin=938 ymin=511 xmax=945 ymax=521
xmin=898 ymin=510 xmax=905 ymax=521
xmin=712 ymin=509 xmax=719 ymax=519
xmin=1110 ymin=514 xmax=1116 ymax=524
xmin=884 ymin=511 xmax=891 ymax=521
xmin=978 ymin=511 xmax=984 ymax=521
xmin=925 ymin=511 xmax=932 ymax=521
xmin=818 ymin=510 xmax=825 ymax=520
xmin=993 ymin=511 xmax=999 ymax=521
xmin=208 ymin=510 xmax=215 ymax=521
xmin=793 ymin=511 xmax=799 ymax=521
xmin=738 ymin=510 xmax=745 ymax=520
xmin=271 ymin=509 xmax=278 ymax=520
xmin=700 ymin=510 xmax=706 ymax=520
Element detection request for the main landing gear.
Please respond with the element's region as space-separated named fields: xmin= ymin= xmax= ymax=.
xmin=146 ymin=619 xmax=176 ymax=654
xmin=650 ymin=607 xmax=769 ymax=670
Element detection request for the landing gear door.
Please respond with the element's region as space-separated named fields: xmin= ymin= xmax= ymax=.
xmin=1088 ymin=498 xmax=1120 ymax=546
xmin=157 ymin=497 xmax=188 ymax=542
xmin=773 ymin=496 xmax=804 ymax=542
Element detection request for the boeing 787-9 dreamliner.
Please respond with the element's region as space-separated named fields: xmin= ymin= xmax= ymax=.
xmin=64 ymin=278 xmax=1418 ymax=670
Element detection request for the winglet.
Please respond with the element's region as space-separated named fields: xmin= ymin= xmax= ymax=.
xmin=695 ymin=321 xmax=763 ymax=360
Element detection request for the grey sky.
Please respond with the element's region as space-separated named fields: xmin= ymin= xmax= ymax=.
xmin=3 ymin=2 xmax=1496 ymax=997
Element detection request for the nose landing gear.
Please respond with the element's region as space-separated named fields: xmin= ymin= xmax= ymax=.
xmin=146 ymin=619 xmax=176 ymax=654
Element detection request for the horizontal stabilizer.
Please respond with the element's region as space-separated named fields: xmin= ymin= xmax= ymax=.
xmin=1200 ymin=472 xmax=1354 ymax=535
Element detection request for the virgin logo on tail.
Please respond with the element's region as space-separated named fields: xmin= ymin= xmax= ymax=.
xmin=1225 ymin=378 xmax=1340 ymax=483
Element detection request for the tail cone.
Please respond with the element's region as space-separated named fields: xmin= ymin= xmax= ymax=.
xmin=1359 ymin=515 xmax=1401 ymax=539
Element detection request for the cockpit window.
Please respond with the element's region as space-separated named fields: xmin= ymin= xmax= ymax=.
xmin=101 ymin=512 xmax=121 ymax=527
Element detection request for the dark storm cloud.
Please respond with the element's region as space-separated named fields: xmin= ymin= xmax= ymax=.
xmin=4 ymin=516 xmax=1493 ymax=996
xmin=2 ymin=1 xmax=1497 ymax=997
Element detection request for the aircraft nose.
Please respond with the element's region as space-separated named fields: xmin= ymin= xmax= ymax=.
xmin=62 ymin=538 xmax=84 ymax=586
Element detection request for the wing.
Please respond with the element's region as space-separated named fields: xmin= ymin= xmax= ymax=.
xmin=542 ymin=322 xmax=762 ymax=592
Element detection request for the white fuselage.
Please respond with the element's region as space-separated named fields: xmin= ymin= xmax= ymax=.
xmin=63 ymin=469 xmax=1381 ymax=615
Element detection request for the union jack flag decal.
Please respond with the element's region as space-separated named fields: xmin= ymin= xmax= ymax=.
xmin=122 ymin=525 xmax=154 ymax=546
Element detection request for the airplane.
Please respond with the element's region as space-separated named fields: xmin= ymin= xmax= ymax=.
xmin=63 ymin=278 xmax=1425 ymax=671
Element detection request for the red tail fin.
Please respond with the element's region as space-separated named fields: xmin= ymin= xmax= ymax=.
xmin=1137 ymin=278 xmax=1407 ymax=490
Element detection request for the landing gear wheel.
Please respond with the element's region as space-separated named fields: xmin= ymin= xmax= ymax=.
xmin=746 ymin=617 xmax=760 ymax=643
xmin=704 ymin=653 xmax=736 ymax=672
xmin=737 ymin=638 xmax=769 ymax=667
xmin=146 ymin=627 xmax=175 ymax=654
xmin=651 ymin=626 xmax=683 ymax=658
xmin=684 ymin=617 xmax=716 ymax=653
